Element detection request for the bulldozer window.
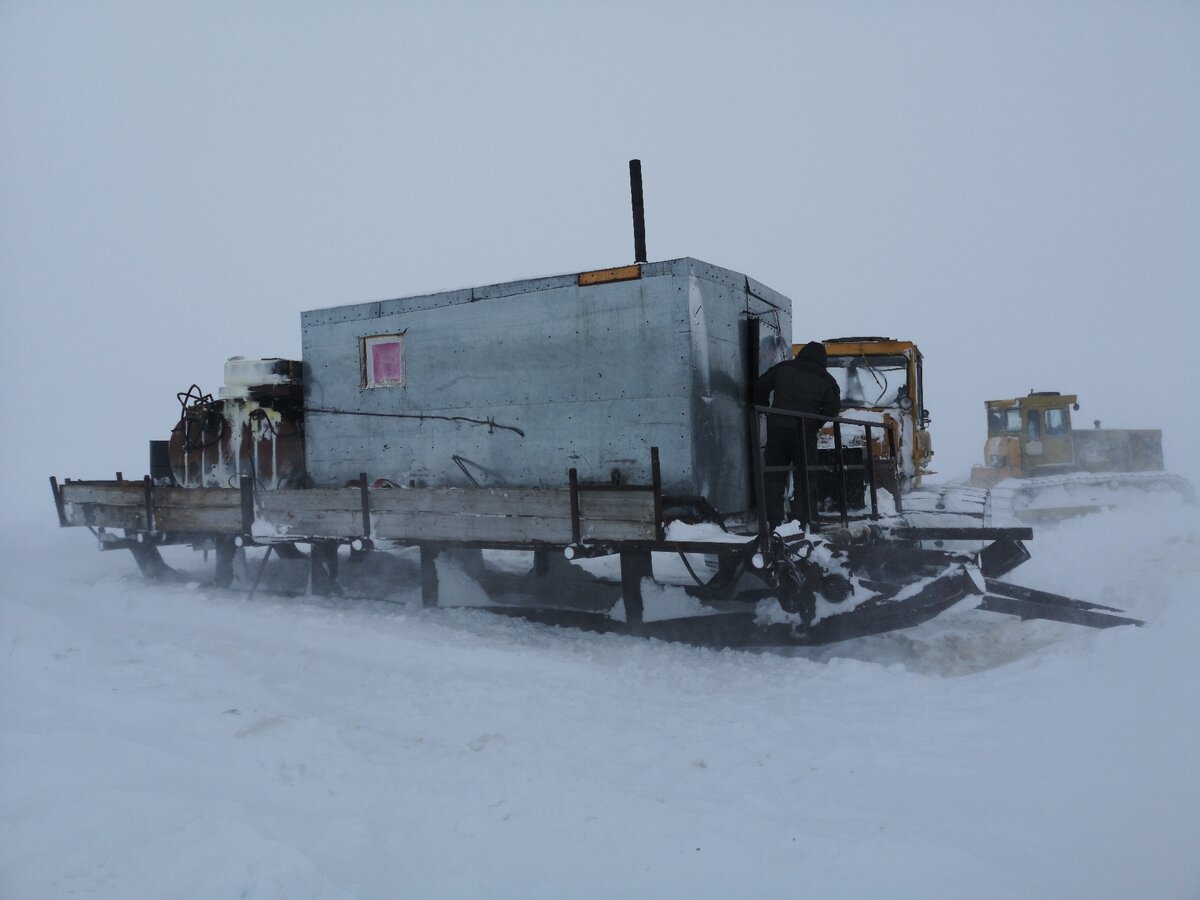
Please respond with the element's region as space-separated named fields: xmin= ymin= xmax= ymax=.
xmin=989 ymin=408 xmax=1022 ymax=434
xmin=1026 ymin=409 xmax=1042 ymax=440
xmin=1045 ymin=408 xmax=1069 ymax=435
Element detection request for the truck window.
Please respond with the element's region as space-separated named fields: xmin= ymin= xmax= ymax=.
xmin=826 ymin=355 xmax=909 ymax=409
xmin=1005 ymin=409 xmax=1021 ymax=432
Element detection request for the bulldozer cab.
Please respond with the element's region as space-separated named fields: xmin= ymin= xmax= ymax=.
xmin=792 ymin=337 xmax=933 ymax=493
xmin=969 ymin=391 xmax=1188 ymax=517
xmin=982 ymin=392 xmax=1078 ymax=475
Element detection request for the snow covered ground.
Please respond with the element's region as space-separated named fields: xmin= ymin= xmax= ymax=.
xmin=3 ymin=502 xmax=1199 ymax=898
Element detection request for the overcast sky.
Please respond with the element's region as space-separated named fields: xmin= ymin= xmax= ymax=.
xmin=3 ymin=1 xmax=1198 ymax=515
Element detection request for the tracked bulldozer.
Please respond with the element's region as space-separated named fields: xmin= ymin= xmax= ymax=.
xmin=968 ymin=391 xmax=1194 ymax=522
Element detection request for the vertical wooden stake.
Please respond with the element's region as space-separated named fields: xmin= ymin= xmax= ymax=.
xmin=359 ymin=472 xmax=371 ymax=538
xmin=239 ymin=474 xmax=255 ymax=537
xmin=620 ymin=551 xmax=651 ymax=627
xmin=420 ymin=545 xmax=440 ymax=608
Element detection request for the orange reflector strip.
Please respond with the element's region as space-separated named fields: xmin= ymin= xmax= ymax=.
xmin=577 ymin=264 xmax=642 ymax=286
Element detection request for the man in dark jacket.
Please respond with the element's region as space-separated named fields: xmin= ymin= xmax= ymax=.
xmin=754 ymin=341 xmax=841 ymax=527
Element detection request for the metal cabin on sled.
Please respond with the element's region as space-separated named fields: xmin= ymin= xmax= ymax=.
xmin=49 ymin=254 xmax=1140 ymax=644
xmin=48 ymin=163 xmax=1143 ymax=645
xmin=301 ymin=257 xmax=791 ymax=514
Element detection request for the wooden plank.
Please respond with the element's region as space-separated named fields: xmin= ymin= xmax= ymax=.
xmin=63 ymin=503 xmax=145 ymax=530
xmin=153 ymin=506 xmax=243 ymax=532
xmin=63 ymin=483 xmax=241 ymax=510
xmin=369 ymin=510 xmax=656 ymax=544
xmin=260 ymin=486 xmax=656 ymax=522
xmin=255 ymin=509 xmax=367 ymax=540
xmin=370 ymin=487 xmax=653 ymax=520
xmin=61 ymin=480 xmax=657 ymax=544
xmin=258 ymin=489 xmax=364 ymax=513
xmin=61 ymin=482 xmax=145 ymax=506
xmin=154 ymin=487 xmax=241 ymax=509
xmin=579 ymin=492 xmax=656 ymax=523
xmin=372 ymin=510 xmax=570 ymax=543
xmin=582 ymin=519 xmax=658 ymax=542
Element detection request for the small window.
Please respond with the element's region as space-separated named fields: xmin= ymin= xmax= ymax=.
xmin=1005 ymin=409 xmax=1022 ymax=432
xmin=361 ymin=333 xmax=406 ymax=388
xmin=1026 ymin=409 xmax=1042 ymax=440
xmin=987 ymin=410 xmax=1006 ymax=435
xmin=1045 ymin=408 xmax=1068 ymax=435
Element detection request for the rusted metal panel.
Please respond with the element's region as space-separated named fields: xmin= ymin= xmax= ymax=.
xmin=167 ymin=379 xmax=305 ymax=491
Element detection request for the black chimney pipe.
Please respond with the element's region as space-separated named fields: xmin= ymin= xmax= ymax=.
xmin=629 ymin=159 xmax=647 ymax=263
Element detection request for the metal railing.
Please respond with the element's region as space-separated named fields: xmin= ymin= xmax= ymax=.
xmin=749 ymin=405 xmax=904 ymax=543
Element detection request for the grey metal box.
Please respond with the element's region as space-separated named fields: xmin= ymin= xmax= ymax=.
xmin=301 ymin=257 xmax=792 ymax=514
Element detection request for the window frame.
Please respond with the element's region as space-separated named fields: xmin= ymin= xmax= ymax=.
xmin=1026 ymin=408 xmax=1042 ymax=440
xmin=360 ymin=332 xmax=407 ymax=389
xmin=1044 ymin=407 xmax=1069 ymax=436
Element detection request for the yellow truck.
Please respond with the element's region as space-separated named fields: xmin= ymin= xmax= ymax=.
xmin=792 ymin=337 xmax=934 ymax=502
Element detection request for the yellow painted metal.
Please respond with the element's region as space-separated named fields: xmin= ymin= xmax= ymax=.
xmin=577 ymin=264 xmax=642 ymax=286
xmin=977 ymin=393 xmax=1079 ymax=478
xmin=823 ymin=339 xmax=918 ymax=358
xmin=983 ymin=394 xmax=1078 ymax=414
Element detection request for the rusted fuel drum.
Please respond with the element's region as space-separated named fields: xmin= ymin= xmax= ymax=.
xmin=168 ymin=358 xmax=306 ymax=490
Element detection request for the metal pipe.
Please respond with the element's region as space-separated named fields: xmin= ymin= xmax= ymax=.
xmin=650 ymin=447 xmax=664 ymax=542
xmin=745 ymin=316 xmax=761 ymax=513
xmin=796 ymin=418 xmax=814 ymax=530
xmin=629 ymin=159 xmax=647 ymax=263
xmin=568 ymin=468 xmax=582 ymax=545
xmin=359 ymin=472 xmax=371 ymax=538
xmin=864 ymin=425 xmax=880 ymax=519
xmin=833 ymin=422 xmax=849 ymax=527
xmin=750 ymin=409 xmax=770 ymax=554
xmin=886 ymin=427 xmax=904 ymax=513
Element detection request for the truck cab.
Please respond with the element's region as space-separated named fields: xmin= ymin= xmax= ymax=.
xmin=793 ymin=337 xmax=934 ymax=495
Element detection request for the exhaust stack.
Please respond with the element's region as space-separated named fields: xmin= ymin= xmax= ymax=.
xmin=629 ymin=159 xmax=647 ymax=263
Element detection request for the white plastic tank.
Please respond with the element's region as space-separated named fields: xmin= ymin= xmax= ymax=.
xmin=219 ymin=357 xmax=302 ymax=399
